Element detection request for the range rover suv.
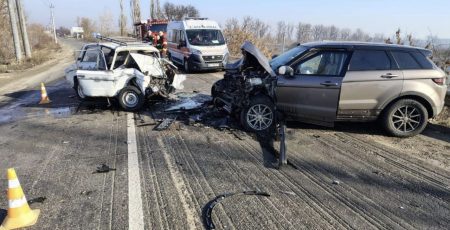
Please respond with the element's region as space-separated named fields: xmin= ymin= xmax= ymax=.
xmin=212 ymin=41 xmax=448 ymax=137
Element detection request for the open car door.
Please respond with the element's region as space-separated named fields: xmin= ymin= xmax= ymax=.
xmin=75 ymin=49 xmax=116 ymax=97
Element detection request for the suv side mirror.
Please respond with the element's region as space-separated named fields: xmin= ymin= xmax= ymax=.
xmin=278 ymin=66 xmax=294 ymax=77
xmin=271 ymin=54 xmax=278 ymax=60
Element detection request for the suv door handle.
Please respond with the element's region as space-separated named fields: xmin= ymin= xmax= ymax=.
xmin=320 ymin=81 xmax=338 ymax=87
xmin=77 ymin=75 xmax=86 ymax=79
xmin=381 ymin=73 xmax=399 ymax=78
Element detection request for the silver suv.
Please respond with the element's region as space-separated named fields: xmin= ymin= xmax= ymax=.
xmin=212 ymin=41 xmax=448 ymax=137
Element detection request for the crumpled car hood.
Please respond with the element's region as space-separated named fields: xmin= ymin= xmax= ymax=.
xmin=129 ymin=53 xmax=164 ymax=76
xmin=240 ymin=41 xmax=276 ymax=77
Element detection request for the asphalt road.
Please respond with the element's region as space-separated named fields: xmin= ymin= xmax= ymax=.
xmin=0 ymin=39 xmax=449 ymax=229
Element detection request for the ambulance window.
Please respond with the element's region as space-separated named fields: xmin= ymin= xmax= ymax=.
xmin=180 ymin=31 xmax=185 ymax=42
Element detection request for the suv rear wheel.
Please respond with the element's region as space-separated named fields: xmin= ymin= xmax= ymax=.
xmin=240 ymin=95 xmax=275 ymax=133
xmin=382 ymin=99 xmax=428 ymax=137
xmin=118 ymin=86 xmax=144 ymax=111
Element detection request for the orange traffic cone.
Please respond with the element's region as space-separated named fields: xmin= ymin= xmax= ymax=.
xmin=39 ymin=82 xmax=51 ymax=104
xmin=0 ymin=168 xmax=40 ymax=230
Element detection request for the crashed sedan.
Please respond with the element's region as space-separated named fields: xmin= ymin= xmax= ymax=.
xmin=212 ymin=41 xmax=447 ymax=137
xmin=65 ymin=42 xmax=185 ymax=111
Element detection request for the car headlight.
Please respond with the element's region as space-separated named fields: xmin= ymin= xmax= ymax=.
xmin=190 ymin=49 xmax=202 ymax=55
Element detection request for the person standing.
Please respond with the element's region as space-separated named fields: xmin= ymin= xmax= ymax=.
xmin=156 ymin=31 xmax=167 ymax=58
xmin=144 ymin=30 xmax=155 ymax=45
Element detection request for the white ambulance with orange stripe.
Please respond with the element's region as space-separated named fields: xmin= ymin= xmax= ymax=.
xmin=167 ymin=18 xmax=229 ymax=72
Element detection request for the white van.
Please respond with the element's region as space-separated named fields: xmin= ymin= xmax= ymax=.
xmin=167 ymin=18 xmax=229 ymax=72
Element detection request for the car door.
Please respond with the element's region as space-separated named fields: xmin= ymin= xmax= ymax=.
xmin=276 ymin=50 xmax=350 ymax=126
xmin=75 ymin=49 xmax=116 ymax=97
xmin=338 ymin=49 xmax=404 ymax=120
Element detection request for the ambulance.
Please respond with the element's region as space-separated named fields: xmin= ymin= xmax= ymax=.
xmin=167 ymin=18 xmax=229 ymax=72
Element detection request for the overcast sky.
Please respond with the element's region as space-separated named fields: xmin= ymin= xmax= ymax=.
xmin=23 ymin=0 xmax=450 ymax=39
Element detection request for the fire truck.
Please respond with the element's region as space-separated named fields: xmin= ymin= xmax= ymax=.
xmin=134 ymin=19 xmax=168 ymax=42
xmin=134 ymin=19 xmax=169 ymax=56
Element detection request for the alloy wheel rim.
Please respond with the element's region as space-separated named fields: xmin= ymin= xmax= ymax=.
xmin=123 ymin=92 xmax=138 ymax=107
xmin=391 ymin=105 xmax=422 ymax=133
xmin=246 ymin=104 xmax=273 ymax=131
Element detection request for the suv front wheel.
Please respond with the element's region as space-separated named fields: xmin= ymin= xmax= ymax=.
xmin=382 ymin=99 xmax=428 ymax=137
xmin=240 ymin=95 xmax=275 ymax=133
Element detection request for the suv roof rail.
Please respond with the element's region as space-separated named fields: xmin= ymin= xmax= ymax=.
xmin=95 ymin=34 xmax=128 ymax=46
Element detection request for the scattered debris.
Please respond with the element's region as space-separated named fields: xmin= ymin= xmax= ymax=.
xmin=372 ymin=170 xmax=380 ymax=175
xmin=202 ymin=190 xmax=270 ymax=230
xmin=332 ymin=180 xmax=340 ymax=185
xmin=62 ymin=141 xmax=70 ymax=144
xmin=400 ymin=206 xmax=405 ymax=209
xmin=154 ymin=117 xmax=176 ymax=131
xmin=313 ymin=135 xmax=321 ymax=138
xmin=80 ymin=190 xmax=93 ymax=196
xmin=27 ymin=196 xmax=47 ymax=205
xmin=94 ymin=164 xmax=116 ymax=174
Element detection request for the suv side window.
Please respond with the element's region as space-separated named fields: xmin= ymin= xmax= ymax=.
xmin=294 ymin=51 xmax=348 ymax=76
xmin=391 ymin=51 xmax=422 ymax=70
xmin=410 ymin=51 xmax=434 ymax=69
xmin=349 ymin=50 xmax=392 ymax=71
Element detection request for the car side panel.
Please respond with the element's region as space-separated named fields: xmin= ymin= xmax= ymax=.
xmin=400 ymin=69 xmax=447 ymax=117
xmin=338 ymin=70 xmax=404 ymax=120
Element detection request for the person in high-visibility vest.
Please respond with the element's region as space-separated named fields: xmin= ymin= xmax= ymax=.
xmin=156 ymin=31 xmax=167 ymax=58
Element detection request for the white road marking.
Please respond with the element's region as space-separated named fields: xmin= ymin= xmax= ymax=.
xmin=127 ymin=113 xmax=145 ymax=230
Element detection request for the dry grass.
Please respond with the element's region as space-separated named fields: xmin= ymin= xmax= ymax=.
xmin=0 ymin=23 xmax=61 ymax=73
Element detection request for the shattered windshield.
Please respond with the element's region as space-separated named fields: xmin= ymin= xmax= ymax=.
xmin=270 ymin=45 xmax=308 ymax=70
xmin=186 ymin=29 xmax=225 ymax=46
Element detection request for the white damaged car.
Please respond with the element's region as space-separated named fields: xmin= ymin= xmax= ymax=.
xmin=65 ymin=42 xmax=186 ymax=111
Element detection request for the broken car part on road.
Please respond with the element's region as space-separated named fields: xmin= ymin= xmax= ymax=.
xmin=202 ymin=190 xmax=271 ymax=230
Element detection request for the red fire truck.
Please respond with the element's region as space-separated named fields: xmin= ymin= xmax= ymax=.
xmin=134 ymin=19 xmax=168 ymax=42
xmin=134 ymin=19 xmax=168 ymax=56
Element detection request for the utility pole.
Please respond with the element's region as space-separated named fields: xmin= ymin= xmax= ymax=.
xmin=7 ymin=0 xmax=23 ymax=62
xmin=50 ymin=3 xmax=57 ymax=44
xmin=16 ymin=0 xmax=31 ymax=58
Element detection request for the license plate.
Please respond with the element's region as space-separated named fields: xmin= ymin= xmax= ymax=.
xmin=208 ymin=63 xmax=220 ymax=67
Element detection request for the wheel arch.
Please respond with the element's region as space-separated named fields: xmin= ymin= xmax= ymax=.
xmin=381 ymin=94 xmax=434 ymax=118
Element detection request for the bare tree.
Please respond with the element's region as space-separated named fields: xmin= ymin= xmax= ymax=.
xmin=119 ymin=0 xmax=127 ymax=36
xmin=130 ymin=0 xmax=141 ymax=24
xmin=296 ymin=22 xmax=312 ymax=43
xmin=162 ymin=2 xmax=199 ymax=20
xmin=311 ymin=24 xmax=325 ymax=41
xmin=99 ymin=9 xmax=114 ymax=36
xmin=79 ymin=17 xmax=96 ymax=39
xmin=339 ymin=28 xmax=351 ymax=41
xmin=329 ymin=25 xmax=339 ymax=40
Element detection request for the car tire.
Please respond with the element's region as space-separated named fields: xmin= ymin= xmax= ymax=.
xmin=184 ymin=58 xmax=191 ymax=73
xmin=74 ymin=78 xmax=90 ymax=100
xmin=240 ymin=95 xmax=275 ymax=133
xmin=118 ymin=86 xmax=144 ymax=111
xmin=381 ymin=99 xmax=428 ymax=137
